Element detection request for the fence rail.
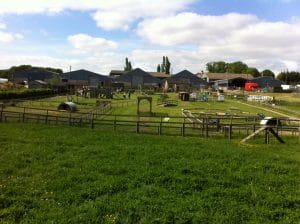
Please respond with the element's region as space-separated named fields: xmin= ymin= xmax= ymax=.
xmin=1 ymin=108 xmax=300 ymax=142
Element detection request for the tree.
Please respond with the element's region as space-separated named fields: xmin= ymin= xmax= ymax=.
xmin=277 ymin=71 xmax=300 ymax=84
xmin=49 ymin=73 xmax=61 ymax=87
xmin=226 ymin=61 xmax=248 ymax=74
xmin=124 ymin=57 xmax=132 ymax=71
xmin=165 ymin=56 xmax=171 ymax=74
xmin=206 ymin=61 xmax=227 ymax=73
xmin=161 ymin=56 xmax=166 ymax=72
xmin=157 ymin=64 xmax=161 ymax=72
xmin=261 ymin=69 xmax=275 ymax=78
xmin=246 ymin=67 xmax=260 ymax=77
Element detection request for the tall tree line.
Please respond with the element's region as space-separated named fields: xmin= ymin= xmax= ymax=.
xmin=206 ymin=61 xmax=275 ymax=78
xmin=157 ymin=56 xmax=171 ymax=74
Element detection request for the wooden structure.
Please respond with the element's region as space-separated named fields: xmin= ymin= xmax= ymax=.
xmin=137 ymin=96 xmax=152 ymax=114
xmin=178 ymin=92 xmax=189 ymax=101
xmin=241 ymin=117 xmax=285 ymax=144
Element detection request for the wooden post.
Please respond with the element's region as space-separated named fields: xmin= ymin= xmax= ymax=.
xmin=114 ymin=115 xmax=117 ymax=131
xmin=0 ymin=104 xmax=3 ymax=122
xmin=159 ymin=117 xmax=162 ymax=135
xmin=205 ymin=118 xmax=209 ymax=138
xmin=91 ymin=116 xmax=94 ymax=129
xmin=298 ymin=127 xmax=300 ymax=144
xmin=136 ymin=121 xmax=139 ymax=133
xmin=69 ymin=113 xmax=72 ymax=126
xmin=229 ymin=124 xmax=232 ymax=140
xmin=265 ymin=128 xmax=269 ymax=144
xmin=45 ymin=110 xmax=48 ymax=124
xmin=182 ymin=123 xmax=185 ymax=136
xmin=202 ymin=118 xmax=205 ymax=136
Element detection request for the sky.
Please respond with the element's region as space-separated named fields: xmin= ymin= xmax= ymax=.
xmin=0 ymin=0 xmax=300 ymax=75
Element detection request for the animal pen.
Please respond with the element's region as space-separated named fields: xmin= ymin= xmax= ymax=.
xmin=1 ymin=104 xmax=300 ymax=143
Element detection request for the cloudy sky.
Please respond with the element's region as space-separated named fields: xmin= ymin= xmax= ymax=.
xmin=0 ymin=0 xmax=299 ymax=75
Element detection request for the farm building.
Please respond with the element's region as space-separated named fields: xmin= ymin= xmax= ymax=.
xmin=114 ymin=68 xmax=161 ymax=89
xmin=109 ymin=70 xmax=128 ymax=78
xmin=251 ymin=76 xmax=285 ymax=89
xmin=148 ymin=72 xmax=170 ymax=80
xmin=61 ymin=69 xmax=111 ymax=89
xmin=167 ymin=70 xmax=208 ymax=91
xmin=26 ymin=80 xmax=49 ymax=89
xmin=213 ymin=77 xmax=251 ymax=90
xmin=198 ymin=72 xmax=254 ymax=84
xmin=13 ymin=67 xmax=58 ymax=84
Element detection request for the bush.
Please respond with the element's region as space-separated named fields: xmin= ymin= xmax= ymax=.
xmin=0 ymin=88 xmax=53 ymax=100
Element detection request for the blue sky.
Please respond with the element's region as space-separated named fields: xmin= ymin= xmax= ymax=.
xmin=0 ymin=0 xmax=299 ymax=74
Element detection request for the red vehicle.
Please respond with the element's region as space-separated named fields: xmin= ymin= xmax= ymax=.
xmin=245 ymin=82 xmax=259 ymax=91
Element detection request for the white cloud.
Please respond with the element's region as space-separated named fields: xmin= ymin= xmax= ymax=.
xmin=137 ymin=12 xmax=300 ymax=73
xmin=0 ymin=21 xmax=6 ymax=29
xmin=0 ymin=0 xmax=195 ymax=30
xmin=0 ymin=31 xmax=23 ymax=43
xmin=0 ymin=20 xmax=23 ymax=43
xmin=67 ymin=33 xmax=118 ymax=55
xmin=0 ymin=53 xmax=124 ymax=75
xmin=138 ymin=13 xmax=258 ymax=45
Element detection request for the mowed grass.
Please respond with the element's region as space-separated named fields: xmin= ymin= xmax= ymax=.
xmin=1 ymin=123 xmax=300 ymax=223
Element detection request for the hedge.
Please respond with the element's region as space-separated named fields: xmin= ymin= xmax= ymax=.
xmin=0 ymin=88 xmax=53 ymax=100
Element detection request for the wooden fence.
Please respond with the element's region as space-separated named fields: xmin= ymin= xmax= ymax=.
xmin=1 ymin=106 xmax=300 ymax=142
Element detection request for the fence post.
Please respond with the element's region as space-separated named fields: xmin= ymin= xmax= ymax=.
xmin=69 ymin=113 xmax=72 ymax=126
xmin=22 ymin=107 xmax=25 ymax=123
xmin=182 ymin=123 xmax=185 ymax=136
xmin=205 ymin=118 xmax=209 ymax=138
xmin=159 ymin=116 xmax=162 ymax=135
xmin=91 ymin=116 xmax=94 ymax=129
xmin=45 ymin=110 xmax=48 ymax=124
xmin=136 ymin=121 xmax=139 ymax=133
xmin=0 ymin=104 xmax=3 ymax=122
xmin=114 ymin=115 xmax=117 ymax=131
xmin=229 ymin=124 xmax=232 ymax=140
xmin=264 ymin=128 xmax=270 ymax=144
xmin=298 ymin=127 xmax=300 ymax=144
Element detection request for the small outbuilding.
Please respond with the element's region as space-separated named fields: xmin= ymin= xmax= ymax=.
xmin=57 ymin=102 xmax=77 ymax=112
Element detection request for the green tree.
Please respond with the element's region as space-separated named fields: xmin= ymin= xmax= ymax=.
xmin=206 ymin=61 xmax=227 ymax=73
xmin=277 ymin=71 xmax=300 ymax=84
xmin=226 ymin=61 xmax=248 ymax=74
xmin=261 ymin=69 xmax=275 ymax=78
xmin=124 ymin=57 xmax=132 ymax=71
xmin=165 ymin=56 xmax=171 ymax=74
xmin=161 ymin=56 xmax=166 ymax=72
xmin=246 ymin=67 xmax=260 ymax=77
xmin=157 ymin=64 xmax=161 ymax=72
xmin=49 ymin=73 xmax=61 ymax=87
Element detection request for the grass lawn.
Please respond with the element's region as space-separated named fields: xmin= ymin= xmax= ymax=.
xmin=0 ymin=123 xmax=299 ymax=223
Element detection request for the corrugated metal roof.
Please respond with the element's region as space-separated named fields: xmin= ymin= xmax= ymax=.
xmin=115 ymin=68 xmax=161 ymax=84
xmin=61 ymin=69 xmax=109 ymax=81
xmin=251 ymin=76 xmax=285 ymax=88
xmin=168 ymin=70 xmax=208 ymax=86
xmin=204 ymin=73 xmax=253 ymax=80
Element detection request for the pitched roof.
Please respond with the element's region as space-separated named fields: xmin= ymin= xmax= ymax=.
xmin=115 ymin=68 xmax=161 ymax=84
xmin=169 ymin=70 xmax=208 ymax=86
xmin=148 ymin=72 xmax=170 ymax=79
xmin=61 ymin=69 xmax=109 ymax=81
xmin=204 ymin=73 xmax=253 ymax=80
xmin=109 ymin=70 xmax=128 ymax=77
xmin=13 ymin=67 xmax=57 ymax=81
xmin=251 ymin=76 xmax=285 ymax=88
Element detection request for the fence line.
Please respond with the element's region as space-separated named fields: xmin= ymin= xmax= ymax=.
xmin=1 ymin=108 xmax=300 ymax=142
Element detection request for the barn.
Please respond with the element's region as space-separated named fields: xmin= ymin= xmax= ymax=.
xmin=167 ymin=70 xmax=208 ymax=91
xmin=114 ymin=68 xmax=161 ymax=89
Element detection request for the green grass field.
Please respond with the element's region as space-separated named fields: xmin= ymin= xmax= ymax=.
xmin=1 ymin=123 xmax=299 ymax=223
